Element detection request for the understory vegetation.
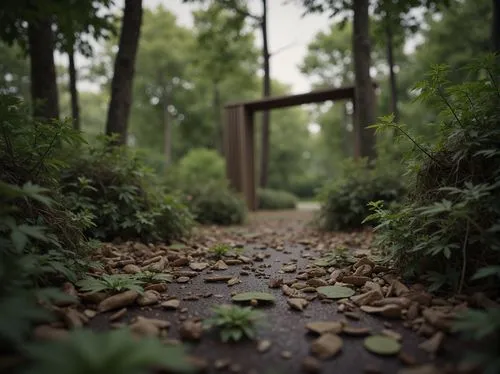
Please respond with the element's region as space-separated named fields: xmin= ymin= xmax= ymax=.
xmin=0 ymin=94 xmax=194 ymax=373
xmin=166 ymin=148 xmax=247 ymax=225
xmin=367 ymin=56 xmax=500 ymax=372
xmin=316 ymin=158 xmax=406 ymax=231
xmin=257 ymin=188 xmax=298 ymax=210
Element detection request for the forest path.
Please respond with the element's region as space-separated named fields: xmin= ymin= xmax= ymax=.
xmin=89 ymin=210 xmax=467 ymax=374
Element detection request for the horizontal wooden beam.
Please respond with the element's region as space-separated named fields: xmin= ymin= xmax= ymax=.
xmin=225 ymin=85 xmax=370 ymax=112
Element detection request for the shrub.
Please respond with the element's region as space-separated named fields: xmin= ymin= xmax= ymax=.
xmin=172 ymin=148 xmax=226 ymax=189
xmin=316 ymin=158 xmax=405 ymax=231
xmin=188 ymin=182 xmax=247 ymax=225
xmin=367 ymin=56 xmax=500 ymax=373
xmin=257 ymin=188 xmax=298 ymax=210
xmin=61 ymin=139 xmax=193 ymax=242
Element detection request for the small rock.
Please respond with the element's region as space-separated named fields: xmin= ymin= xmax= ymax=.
xmin=288 ymin=298 xmax=309 ymax=311
xmin=418 ymin=331 xmax=445 ymax=355
xmin=56 ymin=282 xmax=79 ymax=306
xmin=342 ymin=276 xmax=371 ymax=287
xmin=123 ymin=264 xmax=141 ymax=274
xmin=281 ymin=351 xmax=292 ymax=359
xmin=310 ymin=333 xmax=343 ymax=359
xmin=354 ymin=264 xmax=373 ymax=277
xmin=351 ymin=290 xmax=383 ymax=306
xmin=422 ymin=308 xmax=454 ymax=332
xmin=80 ymin=291 xmax=107 ymax=304
xmin=307 ymin=278 xmax=328 ymax=287
xmin=97 ymin=290 xmax=138 ymax=312
xmin=145 ymin=283 xmax=168 ymax=293
xmin=179 ymin=320 xmax=203 ymax=341
xmin=62 ymin=308 xmax=83 ymax=328
xmin=282 ymin=264 xmax=297 ymax=273
xmin=171 ymin=257 xmax=189 ymax=267
xmin=329 ymin=269 xmax=346 ymax=282
xmin=213 ymin=260 xmax=229 ymax=270
xmin=381 ymin=329 xmax=402 ymax=341
xmin=190 ymin=262 xmax=209 ymax=271
xmin=176 ymin=276 xmax=190 ymax=283
xmin=161 ymin=299 xmax=180 ymax=310
xmin=306 ymin=321 xmax=343 ymax=335
xmin=344 ymin=311 xmax=361 ymax=320
xmin=342 ymin=326 xmax=372 ymax=336
xmin=83 ymin=309 xmax=96 ymax=318
xmin=129 ymin=319 xmax=160 ymax=337
xmin=292 ymin=282 xmax=308 ymax=290
xmin=372 ymin=297 xmax=411 ymax=308
xmin=407 ymin=302 xmax=420 ymax=320
xmin=360 ymin=304 xmax=402 ymax=319
xmin=148 ymin=257 xmax=167 ymax=272
xmin=137 ymin=290 xmax=160 ymax=306
xmin=109 ymin=308 xmax=127 ymax=321
xmin=257 ymin=339 xmax=272 ymax=353
xmin=354 ymin=257 xmax=375 ymax=269
xmin=214 ymin=359 xmax=230 ymax=370
xmin=301 ymin=356 xmax=322 ymax=373
xmin=227 ymin=277 xmax=241 ymax=286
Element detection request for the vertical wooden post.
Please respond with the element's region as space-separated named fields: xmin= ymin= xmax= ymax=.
xmin=241 ymin=107 xmax=256 ymax=210
xmin=352 ymin=92 xmax=361 ymax=159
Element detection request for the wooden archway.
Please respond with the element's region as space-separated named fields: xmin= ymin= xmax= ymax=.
xmin=223 ymin=85 xmax=369 ymax=211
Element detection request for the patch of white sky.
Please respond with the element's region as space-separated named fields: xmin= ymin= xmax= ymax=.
xmin=70 ymin=0 xmax=428 ymax=134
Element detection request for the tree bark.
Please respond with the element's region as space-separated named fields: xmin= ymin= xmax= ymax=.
xmin=385 ymin=16 xmax=399 ymax=123
xmin=352 ymin=0 xmax=376 ymax=160
xmin=259 ymin=0 xmax=271 ymax=188
xmin=27 ymin=18 xmax=59 ymax=120
xmin=493 ymin=0 xmax=500 ymax=53
xmin=105 ymin=0 xmax=143 ymax=145
xmin=68 ymin=47 xmax=80 ymax=131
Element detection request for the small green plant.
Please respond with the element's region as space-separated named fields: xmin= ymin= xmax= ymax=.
xmin=257 ymin=188 xmax=298 ymax=210
xmin=77 ymin=274 xmax=144 ymax=294
xmin=22 ymin=329 xmax=194 ymax=374
xmin=209 ymin=244 xmax=231 ymax=258
xmin=204 ymin=304 xmax=265 ymax=342
xmin=314 ymin=246 xmax=355 ymax=267
xmin=134 ymin=271 xmax=172 ymax=284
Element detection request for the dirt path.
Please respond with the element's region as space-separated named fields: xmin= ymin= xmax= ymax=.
xmin=86 ymin=211 xmax=469 ymax=374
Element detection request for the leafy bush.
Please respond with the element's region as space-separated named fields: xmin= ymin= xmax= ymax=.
xmin=204 ymin=304 xmax=264 ymax=342
xmin=257 ymin=188 xmax=298 ymax=210
xmin=61 ymin=139 xmax=193 ymax=242
xmin=168 ymin=148 xmax=226 ymax=191
xmin=316 ymin=158 xmax=405 ymax=231
xmin=367 ymin=55 xmax=500 ymax=372
xmin=188 ymin=182 xmax=247 ymax=225
xmin=77 ymin=274 xmax=145 ymax=294
xmin=23 ymin=329 xmax=194 ymax=374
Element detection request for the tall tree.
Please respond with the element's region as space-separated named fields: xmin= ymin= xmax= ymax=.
xmin=492 ymin=0 xmax=499 ymax=52
xmin=183 ymin=0 xmax=273 ymax=186
xmin=27 ymin=17 xmax=59 ymax=120
xmin=302 ymin=0 xmax=376 ymax=159
xmin=193 ymin=3 xmax=258 ymax=154
xmin=105 ymin=0 xmax=143 ymax=145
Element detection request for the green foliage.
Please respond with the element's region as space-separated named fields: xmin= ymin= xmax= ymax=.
xmin=316 ymin=158 xmax=405 ymax=231
xmin=188 ymin=183 xmax=247 ymax=225
xmin=452 ymin=309 xmax=500 ymax=374
xmin=204 ymin=304 xmax=264 ymax=342
xmin=77 ymin=274 xmax=145 ymax=294
xmin=134 ymin=271 xmax=172 ymax=284
xmin=173 ymin=148 xmax=226 ymax=189
xmin=209 ymin=243 xmax=232 ymax=258
xmin=257 ymin=188 xmax=298 ymax=210
xmin=22 ymin=329 xmax=195 ymax=374
xmin=61 ymin=138 xmax=193 ymax=242
xmin=368 ymin=55 xmax=500 ymax=373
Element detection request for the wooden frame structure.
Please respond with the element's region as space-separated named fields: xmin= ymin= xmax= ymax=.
xmin=223 ymin=85 xmax=361 ymax=211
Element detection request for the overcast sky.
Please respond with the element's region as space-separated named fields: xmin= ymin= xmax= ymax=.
xmin=146 ymin=0 xmax=334 ymax=93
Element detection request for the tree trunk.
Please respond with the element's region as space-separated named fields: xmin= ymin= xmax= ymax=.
xmin=105 ymin=0 xmax=143 ymax=145
xmin=27 ymin=18 xmax=59 ymax=120
xmin=163 ymin=93 xmax=172 ymax=168
xmin=493 ymin=0 xmax=500 ymax=53
xmin=213 ymin=83 xmax=223 ymax=155
xmin=259 ymin=0 xmax=271 ymax=188
xmin=352 ymin=0 xmax=376 ymax=160
xmin=385 ymin=16 xmax=399 ymax=123
xmin=68 ymin=47 xmax=80 ymax=131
